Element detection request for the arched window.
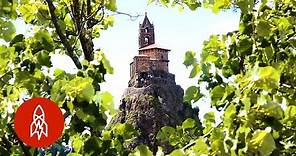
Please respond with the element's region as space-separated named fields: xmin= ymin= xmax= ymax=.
xmin=145 ymin=27 xmax=149 ymax=33
xmin=144 ymin=37 xmax=149 ymax=43
xmin=161 ymin=55 xmax=164 ymax=60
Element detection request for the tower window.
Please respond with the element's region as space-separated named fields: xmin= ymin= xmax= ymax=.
xmin=145 ymin=28 xmax=149 ymax=33
xmin=144 ymin=37 xmax=149 ymax=43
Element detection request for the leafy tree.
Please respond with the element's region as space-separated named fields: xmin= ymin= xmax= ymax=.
xmin=154 ymin=0 xmax=296 ymax=155
xmin=1 ymin=0 xmax=296 ymax=155
xmin=0 ymin=0 xmax=140 ymax=155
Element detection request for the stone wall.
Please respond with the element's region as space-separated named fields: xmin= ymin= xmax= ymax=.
xmin=129 ymin=70 xmax=175 ymax=88
xmin=139 ymin=49 xmax=168 ymax=61
xmin=130 ymin=50 xmax=169 ymax=77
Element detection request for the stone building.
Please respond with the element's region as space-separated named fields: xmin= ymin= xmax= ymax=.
xmin=110 ymin=13 xmax=201 ymax=154
xmin=130 ymin=13 xmax=170 ymax=78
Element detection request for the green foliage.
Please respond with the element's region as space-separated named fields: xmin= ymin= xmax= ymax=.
xmin=184 ymin=86 xmax=203 ymax=104
xmin=0 ymin=0 xmax=118 ymax=155
xmin=1 ymin=0 xmax=296 ymax=155
xmin=64 ymin=77 xmax=95 ymax=102
xmin=168 ymin=0 xmax=296 ymax=155
xmin=249 ymin=128 xmax=276 ymax=156
xmin=0 ymin=0 xmax=17 ymax=19
xmin=157 ymin=118 xmax=202 ymax=148
xmin=0 ymin=18 xmax=15 ymax=41
xmin=129 ymin=145 xmax=153 ymax=156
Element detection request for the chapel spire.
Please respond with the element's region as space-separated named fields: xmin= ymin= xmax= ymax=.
xmin=138 ymin=13 xmax=155 ymax=48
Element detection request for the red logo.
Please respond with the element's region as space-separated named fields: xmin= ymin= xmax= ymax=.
xmin=14 ymin=98 xmax=64 ymax=148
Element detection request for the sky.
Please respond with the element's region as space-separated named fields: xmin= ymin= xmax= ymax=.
xmin=12 ymin=0 xmax=241 ymax=119
xmin=98 ymin=0 xmax=240 ymax=119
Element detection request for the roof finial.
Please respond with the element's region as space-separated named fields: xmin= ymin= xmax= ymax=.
xmin=145 ymin=12 xmax=147 ymax=16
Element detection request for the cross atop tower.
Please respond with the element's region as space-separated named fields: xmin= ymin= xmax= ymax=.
xmin=138 ymin=13 xmax=155 ymax=48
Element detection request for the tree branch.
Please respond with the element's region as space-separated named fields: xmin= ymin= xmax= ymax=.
xmin=70 ymin=0 xmax=94 ymax=61
xmin=87 ymin=7 xmax=104 ymax=28
xmin=111 ymin=11 xmax=141 ymax=21
xmin=45 ymin=0 xmax=82 ymax=69
xmin=86 ymin=0 xmax=91 ymax=28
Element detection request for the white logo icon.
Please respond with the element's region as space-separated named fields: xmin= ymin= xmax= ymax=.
xmin=30 ymin=105 xmax=48 ymax=140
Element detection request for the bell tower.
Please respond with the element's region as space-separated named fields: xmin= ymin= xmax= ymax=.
xmin=139 ymin=12 xmax=155 ymax=48
xmin=130 ymin=12 xmax=170 ymax=78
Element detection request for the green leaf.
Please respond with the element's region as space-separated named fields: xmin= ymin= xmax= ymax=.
xmin=10 ymin=34 xmax=25 ymax=45
xmin=210 ymin=85 xmax=225 ymax=106
xmin=71 ymin=135 xmax=84 ymax=152
xmin=205 ymin=55 xmax=218 ymax=63
xmin=252 ymin=66 xmax=281 ymax=91
xmin=76 ymin=108 xmax=95 ymax=123
xmin=67 ymin=101 xmax=74 ymax=114
xmin=183 ymin=0 xmax=201 ymax=10
xmin=184 ymin=86 xmax=203 ymax=103
xmin=156 ymin=126 xmax=175 ymax=142
xmin=0 ymin=0 xmax=17 ymax=19
xmin=212 ymin=0 xmax=231 ymax=13
xmin=223 ymin=103 xmax=236 ymax=128
xmin=189 ymin=64 xmax=200 ymax=78
xmin=93 ymin=91 xmax=115 ymax=115
xmin=105 ymin=0 xmax=117 ymax=11
xmin=97 ymin=51 xmax=114 ymax=74
xmin=237 ymin=0 xmax=254 ymax=14
xmin=14 ymin=71 xmax=36 ymax=91
xmin=0 ymin=45 xmax=16 ymax=73
xmin=249 ymin=129 xmax=276 ymax=156
xmin=51 ymin=79 xmax=67 ymax=106
xmin=203 ymin=112 xmax=215 ymax=133
xmin=237 ymin=35 xmax=252 ymax=56
xmin=64 ymin=14 xmax=75 ymax=31
xmin=182 ymin=118 xmax=196 ymax=130
xmin=33 ymin=69 xmax=45 ymax=82
xmin=160 ymin=0 xmax=170 ymax=7
xmin=102 ymin=130 xmax=112 ymax=140
xmin=256 ymin=20 xmax=273 ymax=37
xmin=103 ymin=16 xmax=115 ymax=29
xmin=35 ymin=50 xmax=51 ymax=67
xmin=130 ymin=145 xmax=153 ymax=156
xmin=169 ymin=149 xmax=185 ymax=156
xmin=112 ymin=123 xmax=138 ymax=140
xmin=34 ymin=30 xmax=55 ymax=52
xmin=264 ymin=46 xmax=274 ymax=60
xmin=54 ymin=69 xmax=66 ymax=78
xmin=64 ymin=77 xmax=95 ymax=102
xmin=261 ymin=102 xmax=283 ymax=119
xmin=284 ymin=106 xmax=296 ymax=126
xmin=276 ymin=17 xmax=291 ymax=32
xmin=183 ymin=51 xmax=196 ymax=67
xmin=19 ymin=4 xmax=38 ymax=23
xmin=0 ymin=19 xmax=16 ymax=42
xmin=190 ymin=138 xmax=209 ymax=155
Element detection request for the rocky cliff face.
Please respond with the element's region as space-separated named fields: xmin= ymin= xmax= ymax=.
xmin=110 ymin=70 xmax=200 ymax=153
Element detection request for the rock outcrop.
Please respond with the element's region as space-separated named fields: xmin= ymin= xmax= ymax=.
xmin=110 ymin=70 xmax=200 ymax=153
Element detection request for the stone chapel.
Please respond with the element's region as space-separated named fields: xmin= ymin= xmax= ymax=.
xmin=130 ymin=13 xmax=171 ymax=78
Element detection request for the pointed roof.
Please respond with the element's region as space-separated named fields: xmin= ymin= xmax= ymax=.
xmin=141 ymin=12 xmax=153 ymax=27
